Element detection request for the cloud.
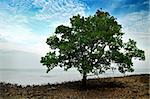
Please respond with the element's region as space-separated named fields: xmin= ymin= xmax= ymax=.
xmin=120 ymin=0 xmax=149 ymax=9
xmin=0 ymin=11 xmax=49 ymax=55
xmin=0 ymin=0 xmax=88 ymax=43
xmin=119 ymin=11 xmax=149 ymax=32
xmin=117 ymin=11 xmax=150 ymax=48
xmin=0 ymin=50 xmax=43 ymax=69
xmin=0 ymin=0 xmax=34 ymax=14
xmin=108 ymin=0 xmax=149 ymax=15
xmin=0 ymin=0 xmax=87 ymax=56
xmin=132 ymin=48 xmax=150 ymax=73
xmin=33 ymin=0 xmax=87 ymax=21
xmin=116 ymin=10 xmax=150 ymax=72
xmin=1 ymin=0 xmax=87 ymax=21
xmin=0 ymin=12 xmax=31 ymax=43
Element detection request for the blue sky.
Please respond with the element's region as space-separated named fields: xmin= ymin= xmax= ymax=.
xmin=0 ymin=0 xmax=149 ymax=69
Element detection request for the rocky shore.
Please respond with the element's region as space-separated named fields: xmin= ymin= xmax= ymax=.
xmin=0 ymin=74 xmax=149 ymax=99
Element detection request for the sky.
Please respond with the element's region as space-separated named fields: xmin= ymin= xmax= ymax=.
xmin=0 ymin=0 xmax=149 ymax=70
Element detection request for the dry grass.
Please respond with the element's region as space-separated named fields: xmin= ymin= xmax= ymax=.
xmin=0 ymin=74 xmax=149 ymax=99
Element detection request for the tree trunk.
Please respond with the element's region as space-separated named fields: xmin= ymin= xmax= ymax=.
xmin=82 ymin=71 xmax=87 ymax=88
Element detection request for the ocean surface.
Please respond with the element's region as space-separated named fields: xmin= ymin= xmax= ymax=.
xmin=0 ymin=67 xmax=149 ymax=86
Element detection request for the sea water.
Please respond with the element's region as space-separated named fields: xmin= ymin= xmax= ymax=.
xmin=0 ymin=68 xmax=82 ymax=85
xmin=0 ymin=67 xmax=149 ymax=86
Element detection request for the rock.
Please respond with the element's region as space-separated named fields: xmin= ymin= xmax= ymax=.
xmin=48 ymin=87 xmax=56 ymax=90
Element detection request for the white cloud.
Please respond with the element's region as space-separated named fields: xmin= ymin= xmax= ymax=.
xmin=119 ymin=11 xmax=149 ymax=33
xmin=0 ymin=0 xmax=88 ymax=56
xmin=0 ymin=36 xmax=49 ymax=56
xmin=0 ymin=50 xmax=43 ymax=69
xmin=2 ymin=0 xmax=33 ymax=14
xmin=115 ymin=12 xmax=150 ymax=72
xmin=118 ymin=11 xmax=150 ymax=48
xmin=0 ymin=12 xmax=31 ymax=43
xmin=121 ymin=0 xmax=149 ymax=9
xmin=132 ymin=48 xmax=150 ymax=73
xmin=33 ymin=0 xmax=87 ymax=21
xmin=0 ymin=12 xmax=49 ymax=55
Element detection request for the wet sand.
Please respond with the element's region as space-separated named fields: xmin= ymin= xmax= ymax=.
xmin=0 ymin=74 xmax=149 ymax=99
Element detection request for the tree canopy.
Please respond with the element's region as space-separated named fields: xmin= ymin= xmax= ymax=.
xmin=40 ymin=10 xmax=145 ymax=86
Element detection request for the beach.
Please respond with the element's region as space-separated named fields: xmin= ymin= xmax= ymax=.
xmin=0 ymin=74 xmax=149 ymax=99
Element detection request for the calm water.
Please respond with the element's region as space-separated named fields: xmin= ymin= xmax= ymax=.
xmin=0 ymin=67 xmax=149 ymax=86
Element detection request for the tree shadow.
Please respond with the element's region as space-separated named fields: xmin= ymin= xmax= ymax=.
xmin=86 ymin=81 xmax=126 ymax=90
xmin=59 ymin=79 xmax=126 ymax=91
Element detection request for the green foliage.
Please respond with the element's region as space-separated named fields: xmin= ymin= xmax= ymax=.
xmin=40 ymin=10 xmax=145 ymax=75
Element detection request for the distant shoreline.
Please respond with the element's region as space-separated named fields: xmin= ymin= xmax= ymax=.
xmin=0 ymin=68 xmax=149 ymax=86
xmin=1 ymin=68 xmax=149 ymax=85
xmin=0 ymin=74 xmax=149 ymax=99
